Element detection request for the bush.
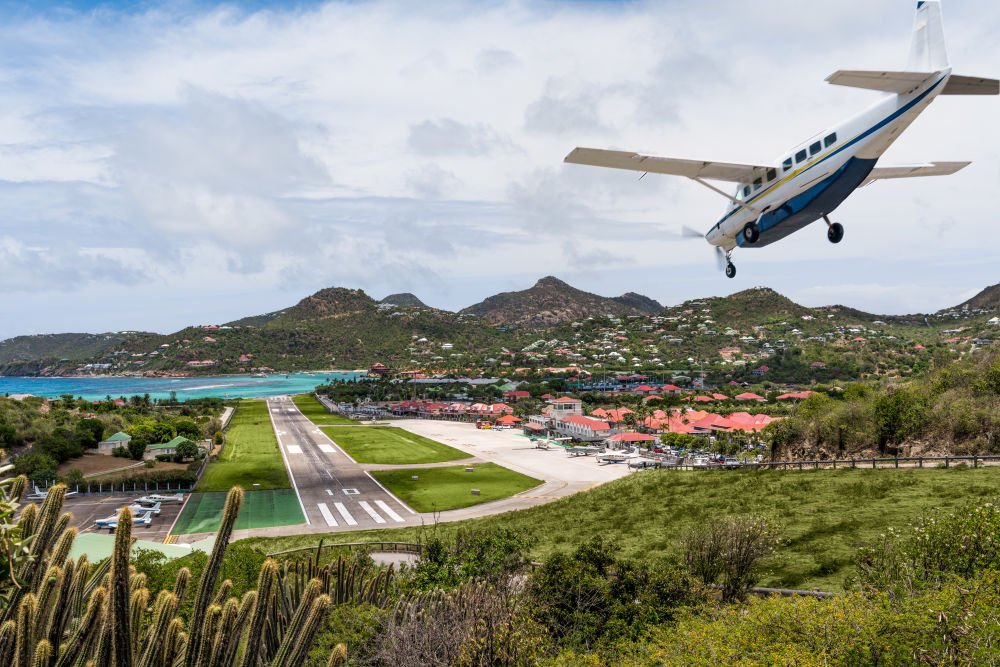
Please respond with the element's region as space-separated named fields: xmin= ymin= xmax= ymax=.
xmin=10 ymin=452 xmax=58 ymax=481
xmin=682 ymin=515 xmax=779 ymax=602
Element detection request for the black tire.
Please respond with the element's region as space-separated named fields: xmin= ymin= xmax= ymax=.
xmin=827 ymin=222 xmax=844 ymax=244
xmin=743 ymin=222 xmax=760 ymax=244
xmin=725 ymin=263 xmax=736 ymax=279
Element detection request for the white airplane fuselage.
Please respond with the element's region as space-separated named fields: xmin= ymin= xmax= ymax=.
xmin=706 ymin=69 xmax=951 ymax=251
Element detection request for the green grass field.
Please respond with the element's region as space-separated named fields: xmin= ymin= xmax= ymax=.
xmin=171 ymin=489 xmax=305 ymax=534
xmin=319 ymin=426 xmax=468 ymax=464
xmin=196 ymin=400 xmax=290 ymax=492
xmin=292 ymin=394 xmax=357 ymax=425
xmin=371 ymin=463 xmax=541 ymax=512
xmin=244 ymin=466 xmax=1000 ymax=592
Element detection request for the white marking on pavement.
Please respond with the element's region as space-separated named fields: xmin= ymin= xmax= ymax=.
xmin=267 ymin=400 xmax=310 ymax=526
xmin=334 ymin=502 xmax=357 ymax=526
xmin=317 ymin=503 xmax=338 ymax=526
xmin=358 ymin=501 xmax=385 ymax=524
xmin=286 ymin=445 xmax=303 ymax=454
xmin=374 ymin=500 xmax=405 ymax=523
xmin=364 ymin=471 xmax=417 ymax=514
xmin=325 ymin=489 xmax=333 ymax=496
xmin=318 ymin=444 xmax=335 ymax=453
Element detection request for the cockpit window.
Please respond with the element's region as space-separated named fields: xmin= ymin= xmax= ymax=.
xmin=752 ymin=178 xmax=762 ymax=191
xmin=743 ymin=185 xmax=751 ymax=198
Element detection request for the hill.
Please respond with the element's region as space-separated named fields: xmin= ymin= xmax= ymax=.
xmin=459 ymin=276 xmax=662 ymax=327
xmin=379 ymin=293 xmax=430 ymax=309
xmin=946 ymin=282 xmax=1000 ymax=313
xmin=0 ymin=332 xmax=132 ymax=365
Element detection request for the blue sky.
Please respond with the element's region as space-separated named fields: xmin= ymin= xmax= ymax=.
xmin=0 ymin=0 xmax=998 ymax=339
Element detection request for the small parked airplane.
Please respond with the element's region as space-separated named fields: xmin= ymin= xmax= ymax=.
xmin=118 ymin=501 xmax=161 ymax=516
xmin=567 ymin=445 xmax=604 ymax=457
xmin=27 ymin=484 xmax=78 ymax=500
xmin=565 ymin=1 xmax=997 ymax=278
xmin=95 ymin=510 xmax=153 ymax=530
xmin=136 ymin=493 xmax=185 ymax=504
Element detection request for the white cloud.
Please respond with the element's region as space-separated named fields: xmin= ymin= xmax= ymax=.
xmin=0 ymin=0 xmax=997 ymax=339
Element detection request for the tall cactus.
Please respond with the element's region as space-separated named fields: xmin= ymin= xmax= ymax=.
xmin=185 ymin=486 xmax=242 ymax=667
xmin=109 ymin=506 xmax=134 ymax=667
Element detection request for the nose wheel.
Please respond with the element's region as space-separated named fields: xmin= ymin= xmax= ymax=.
xmin=823 ymin=214 xmax=844 ymax=244
xmin=724 ymin=250 xmax=736 ymax=279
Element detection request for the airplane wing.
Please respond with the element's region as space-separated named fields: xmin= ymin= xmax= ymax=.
xmin=861 ymin=161 xmax=970 ymax=187
xmin=564 ymin=147 xmax=771 ymax=183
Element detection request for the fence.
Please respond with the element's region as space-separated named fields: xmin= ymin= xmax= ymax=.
xmin=29 ymin=480 xmax=195 ymax=496
xmin=739 ymin=454 xmax=1000 ymax=470
xmin=266 ymin=541 xmax=425 ymax=558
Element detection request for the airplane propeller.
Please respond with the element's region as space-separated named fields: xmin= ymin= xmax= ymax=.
xmin=679 ymin=225 xmax=728 ymax=273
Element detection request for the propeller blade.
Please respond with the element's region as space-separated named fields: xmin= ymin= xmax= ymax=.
xmin=681 ymin=225 xmax=704 ymax=239
xmin=715 ymin=246 xmax=726 ymax=271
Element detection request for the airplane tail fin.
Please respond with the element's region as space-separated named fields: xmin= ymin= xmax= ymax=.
xmin=906 ymin=1 xmax=948 ymax=71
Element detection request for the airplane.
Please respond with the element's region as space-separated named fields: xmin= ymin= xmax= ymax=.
xmin=567 ymin=445 xmax=605 ymax=457
xmin=597 ymin=450 xmax=640 ymax=465
xmin=95 ymin=510 xmax=153 ymax=530
xmin=118 ymin=501 xmax=161 ymax=516
xmin=27 ymin=484 xmax=78 ymax=500
xmin=135 ymin=493 xmax=185 ymax=504
xmin=565 ymin=1 xmax=997 ymax=278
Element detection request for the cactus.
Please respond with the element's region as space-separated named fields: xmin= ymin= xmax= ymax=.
xmin=238 ymin=559 xmax=276 ymax=667
xmin=53 ymin=587 xmax=105 ymax=667
xmin=31 ymin=638 xmax=50 ymax=667
xmin=326 ymin=643 xmax=347 ymax=667
xmin=109 ymin=506 xmax=134 ymax=667
xmin=173 ymin=567 xmax=191 ymax=602
xmin=185 ymin=486 xmax=242 ymax=667
xmin=272 ymin=594 xmax=331 ymax=667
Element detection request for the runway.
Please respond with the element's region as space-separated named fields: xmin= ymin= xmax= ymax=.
xmin=261 ymin=395 xmax=419 ymax=534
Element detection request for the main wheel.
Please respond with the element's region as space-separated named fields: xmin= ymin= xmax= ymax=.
xmin=725 ymin=263 xmax=736 ymax=279
xmin=827 ymin=222 xmax=844 ymax=244
xmin=743 ymin=222 xmax=760 ymax=244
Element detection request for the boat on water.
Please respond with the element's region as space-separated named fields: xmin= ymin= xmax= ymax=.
xmin=252 ymin=373 xmax=267 ymax=378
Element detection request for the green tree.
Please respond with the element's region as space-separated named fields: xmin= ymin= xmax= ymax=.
xmin=175 ymin=439 xmax=199 ymax=461
xmin=127 ymin=439 xmax=148 ymax=461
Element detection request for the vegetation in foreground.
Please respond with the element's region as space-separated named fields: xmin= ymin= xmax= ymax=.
xmin=371 ymin=463 xmax=541 ymax=512
xmin=197 ymin=400 xmax=290 ymax=492
xmin=246 ymin=465 xmax=1000 ymax=592
xmin=320 ymin=426 xmax=468 ymax=465
xmin=291 ymin=394 xmax=357 ymax=426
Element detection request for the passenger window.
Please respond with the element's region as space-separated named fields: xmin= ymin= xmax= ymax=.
xmin=795 ymin=149 xmax=807 ymax=163
xmin=824 ymin=132 xmax=837 ymax=147
xmin=752 ymin=178 xmax=762 ymax=191
xmin=743 ymin=185 xmax=750 ymax=198
xmin=783 ymin=158 xmax=792 ymax=171
xmin=810 ymin=141 xmax=821 ymax=155
xmin=766 ymin=168 xmax=776 ymax=181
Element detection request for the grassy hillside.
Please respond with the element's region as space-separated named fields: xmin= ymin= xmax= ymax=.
xmin=243 ymin=466 xmax=1000 ymax=592
xmin=0 ymin=332 xmax=132 ymax=364
xmin=197 ymin=400 xmax=289 ymax=491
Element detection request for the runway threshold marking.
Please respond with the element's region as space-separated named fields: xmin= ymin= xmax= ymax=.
xmin=374 ymin=500 xmax=405 ymax=523
xmin=317 ymin=503 xmax=338 ymax=527
xmin=325 ymin=489 xmax=333 ymax=496
xmin=286 ymin=445 xmax=303 ymax=454
xmin=334 ymin=502 xmax=358 ymax=526
xmin=358 ymin=501 xmax=386 ymax=524
xmin=318 ymin=444 xmax=335 ymax=453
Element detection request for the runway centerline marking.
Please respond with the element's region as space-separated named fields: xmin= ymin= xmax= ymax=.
xmin=358 ymin=501 xmax=385 ymax=524
xmin=325 ymin=489 xmax=333 ymax=496
xmin=334 ymin=502 xmax=357 ymax=526
xmin=317 ymin=503 xmax=338 ymax=527
xmin=374 ymin=500 xmax=404 ymax=523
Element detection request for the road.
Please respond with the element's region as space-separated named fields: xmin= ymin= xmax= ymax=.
xmin=261 ymin=396 xmax=419 ymax=534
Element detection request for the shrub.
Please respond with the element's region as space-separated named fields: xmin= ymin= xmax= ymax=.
xmin=682 ymin=515 xmax=779 ymax=602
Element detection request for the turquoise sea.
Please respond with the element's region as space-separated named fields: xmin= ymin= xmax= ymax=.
xmin=0 ymin=372 xmax=365 ymax=401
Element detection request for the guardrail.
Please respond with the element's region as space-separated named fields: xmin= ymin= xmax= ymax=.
xmin=266 ymin=541 xmax=425 ymax=558
xmin=739 ymin=455 xmax=1000 ymax=470
xmin=707 ymin=584 xmax=834 ymax=599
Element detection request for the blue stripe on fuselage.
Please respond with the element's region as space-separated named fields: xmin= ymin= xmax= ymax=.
xmin=736 ymin=157 xmax=877 ymax=247
xmin=714 ymin=72 xmax=948 ymax=232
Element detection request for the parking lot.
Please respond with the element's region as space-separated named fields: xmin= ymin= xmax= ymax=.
xmin=60 ymin=493 xmax=184 ymax=543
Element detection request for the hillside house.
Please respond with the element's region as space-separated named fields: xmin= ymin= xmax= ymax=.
xmin=144 ymin=436 xmax=200 ymax=461
xmin=97 ymin=431 xmax=131 ymax=455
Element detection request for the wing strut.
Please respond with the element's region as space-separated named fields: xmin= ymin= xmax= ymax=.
xmin=690 ymin=177 xmax=762 ymax=214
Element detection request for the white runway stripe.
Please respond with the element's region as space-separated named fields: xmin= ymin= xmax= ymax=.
xmin=318 ymin=444 xmax=335 ymax=453
xmin=286 ymin=445 xmax=302 ymax=454
xmin=374 ymin=500 xmax=404 ymax=523
xmin=334 ymin=502 xmax=357 ymax=526
xmin=358 ymin=501 xmax=385 ymax=524
xmin=317 ymin=503 xmax=338 ymax=526
xmin=325 ymin=489 xmax=333 ymax=496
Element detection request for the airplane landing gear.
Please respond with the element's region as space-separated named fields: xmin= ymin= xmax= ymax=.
xmin=725 ymin=263 xmax=736 ymax=279
xmin=823 ymin=214 xmax=844 ymax=244
xmin=743 ymin=221 xmax=760 ymax=244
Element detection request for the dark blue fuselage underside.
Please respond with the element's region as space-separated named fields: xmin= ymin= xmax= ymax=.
xmin=736 ymin=157 xmax=878 ymax=248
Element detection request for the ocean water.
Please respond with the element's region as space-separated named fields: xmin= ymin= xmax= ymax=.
xmin=0 ymin=372 xmax=365 ymax=401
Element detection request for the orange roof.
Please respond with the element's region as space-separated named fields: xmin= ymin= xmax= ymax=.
xmin=607 ymin=432 xmax=657 ymax=442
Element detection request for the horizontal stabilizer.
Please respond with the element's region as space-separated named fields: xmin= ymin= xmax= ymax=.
xmin=862 ymin=161 xmax=970 ymax=187
xmin=564 ymin=147 xmax=770 ymax=183
xmin=825 ymin=70 xmax=936 ymax=94
xmin=941 ymin=74 xmax=999 ymax=95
